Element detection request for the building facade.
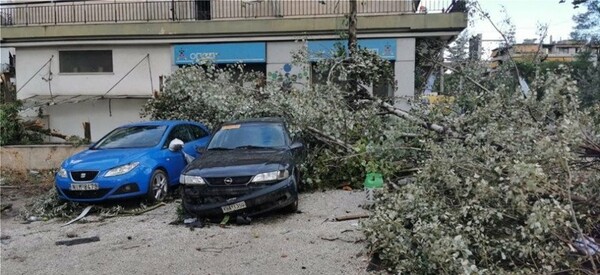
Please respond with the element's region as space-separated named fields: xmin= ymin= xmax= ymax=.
xmin=1 ymin=0 xmax=467 ymax=141
xmin=490 ymin=39 xmax=600 ymax=69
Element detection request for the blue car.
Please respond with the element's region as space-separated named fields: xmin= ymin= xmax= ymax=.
xmin=55 ymin=120 xmax=211 ymax=203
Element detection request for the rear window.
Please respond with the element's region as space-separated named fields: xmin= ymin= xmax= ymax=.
xmin=208 ymin=123 xmax=286 ymax=149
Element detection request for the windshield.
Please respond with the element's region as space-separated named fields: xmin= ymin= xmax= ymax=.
xmin=92 ymin=125 xmax=168 ymax=149
xmin=208 ymin=123 xmax=287 ymax=150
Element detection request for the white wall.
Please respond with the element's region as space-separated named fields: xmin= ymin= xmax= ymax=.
xmin=16 ymin=45 xmax=172 ymax=99
xmin=42 ymin=98 xmax=149 ymax=141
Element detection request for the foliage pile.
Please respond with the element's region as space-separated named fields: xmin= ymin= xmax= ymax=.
xmin=20 ymin=188 xmax=166 ymax=221
xmin=142 ymin=46 xmax=423 ymax=189
xmin=364 ymin=64 xmax=600 ymax=273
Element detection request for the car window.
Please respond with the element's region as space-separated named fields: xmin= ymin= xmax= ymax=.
xmin=93 ymin=125 xmax=167 ymax=149
xmin=187 ymin=125 xmax=209 ymax=140
xmin=208 ymin=123 xmax=286 ymax=149
xmin=167 ymin=125 xmax=193 ymax=143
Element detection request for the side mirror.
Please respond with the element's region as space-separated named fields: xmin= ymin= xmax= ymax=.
xmin=290 ymin=142 xmax=303 ymax=150
xmin=168 ymin=138 xmax=184 ymax=152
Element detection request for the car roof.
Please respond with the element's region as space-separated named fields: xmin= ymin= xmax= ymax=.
xmin=223 ymin=117 xmax=285 ymax=125
xmin=118 ymin=120 xmax=203 ymax=127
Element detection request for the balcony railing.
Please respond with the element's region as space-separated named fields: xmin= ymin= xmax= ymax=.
xmin=0 ymin=0 xmax=465 ymax=26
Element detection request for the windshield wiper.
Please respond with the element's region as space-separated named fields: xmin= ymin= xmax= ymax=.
xmin=234 ymin=145 xmax=273 ymax=150
xmin=208 ymin=147 xmax=233 ymax=150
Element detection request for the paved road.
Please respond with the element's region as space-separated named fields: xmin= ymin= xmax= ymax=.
xmin=1 ymin=190 xmax=370 ymax=275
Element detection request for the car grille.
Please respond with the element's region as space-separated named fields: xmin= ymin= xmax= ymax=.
xmin=62 ymin=188 xmax=111 ymax=199
xmin=70 ymin=171 xmax=99 ymax=182
xmin=204 ymin=176 xmax=253 ymax=186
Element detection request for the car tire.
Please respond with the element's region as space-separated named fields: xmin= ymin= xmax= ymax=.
xmin=146 ymin=169 xmax=168 ymax=204
xmin=284 ymin=176 xmax=299 ymax=213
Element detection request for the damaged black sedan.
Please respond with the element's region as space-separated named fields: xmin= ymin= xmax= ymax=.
xmin=180 ymin=118 xmax=303 ymax=217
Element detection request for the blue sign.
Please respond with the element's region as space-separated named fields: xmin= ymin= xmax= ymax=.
xmin=174 ymin=42 xmax=266 ymax=65
xmin=307 ymin=39 xmax=397 ymax=61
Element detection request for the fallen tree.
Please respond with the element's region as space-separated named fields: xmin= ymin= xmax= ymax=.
xmin=364 ymin=64 xmax=600 ymax=273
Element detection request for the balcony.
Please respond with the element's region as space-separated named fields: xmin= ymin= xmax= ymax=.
xmin=0 ymin=0 xmax=465 ymax=26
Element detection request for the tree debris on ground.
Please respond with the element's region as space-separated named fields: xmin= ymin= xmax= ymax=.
xmin=55 ymin=236 xmax=100 ymax=246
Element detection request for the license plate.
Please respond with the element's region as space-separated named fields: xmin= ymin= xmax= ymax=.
xmin=70 ymin=183 xmax=99 ymax=191
xmin=221 ymin=201 xmax=247 ymax=213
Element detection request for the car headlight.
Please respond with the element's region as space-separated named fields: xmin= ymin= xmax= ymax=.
xmin=57 ymin=167 xmax=68 ymax=178
xmin=180 ymin=174 xmax=206 ymax=185
xmin=251 ymin=170 xmax=289 ymax=183
xmin=105 ymin=162 xmax=139 ymax=177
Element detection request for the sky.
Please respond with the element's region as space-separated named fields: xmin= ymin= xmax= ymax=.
xmin=465 ymin=0 xmax=582 ymax=58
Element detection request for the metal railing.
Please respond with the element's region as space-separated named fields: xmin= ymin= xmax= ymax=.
xmin=0 ymin=0 xmax=464 ymax=27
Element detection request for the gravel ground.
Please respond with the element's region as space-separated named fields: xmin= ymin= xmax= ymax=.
xmin=1 ymin=190 xmax=371 ymax=275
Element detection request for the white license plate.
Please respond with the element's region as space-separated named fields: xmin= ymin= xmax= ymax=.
xmin=221 ymin=201 xmax=247 ymax=213
xmin=70 ymin=183 xmax=99 ymax=191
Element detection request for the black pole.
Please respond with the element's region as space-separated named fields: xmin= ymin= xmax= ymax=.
xmin=171 ymin=0 xmax=175 ymax=20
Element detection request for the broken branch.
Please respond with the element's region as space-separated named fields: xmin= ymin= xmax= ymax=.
xmin=55 ymin=236 xmax=100 ymax=246
xmin=307 ymin=126 xmax=358 ymax=153
xmin=369 ymin=96 xmax=457 ymax=137
xmin=333 ymin=213 xmax=370 ymax=221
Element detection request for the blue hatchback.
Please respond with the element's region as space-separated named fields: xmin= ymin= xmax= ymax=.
xmin=55 ymin=120 xmax=211 ymax=203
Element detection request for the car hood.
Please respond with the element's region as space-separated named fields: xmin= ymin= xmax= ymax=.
xmin=63 ymin=148 xmax=149 ymax=171
xmin=184 ymin=149 xmax=290 ymax=177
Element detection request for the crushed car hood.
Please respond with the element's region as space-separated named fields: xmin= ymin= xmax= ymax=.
xmin=63 ymin=148 xmax=148 ymax=171
xmin=185 ymin=149 xmax=289 ymax=177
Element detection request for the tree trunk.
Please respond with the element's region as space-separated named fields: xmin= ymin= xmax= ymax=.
xmin=348 ymin=0 xmax=358 ymax=96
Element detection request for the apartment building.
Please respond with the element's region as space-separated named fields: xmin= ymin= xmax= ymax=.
xmin=490 ymin=39 xmax=600 ymax=69
xmin=0 ymin=0 xmax=467 ymax=141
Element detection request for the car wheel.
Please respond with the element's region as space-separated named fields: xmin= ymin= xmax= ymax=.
xmin=284 ymin=176 xmax=299 ymax=213
xmin=147 ymin=170 xmax=168 ymax=204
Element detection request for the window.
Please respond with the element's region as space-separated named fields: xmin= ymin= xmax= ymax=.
xmin=59 ymin=50 xmax=113 ymax=73
xmin=187 ymin=125 xmax=209 ymax=140
xmin=558 ymin=48 xmax=569 ymax=54
xmin=374 ymin=62 xmax=395 ymax=99
xmin=311 ymin=62 xmax=347 ymax=86
xmin=167 ymin=125 xmax=193 ymax=143
xmin=195 ymin=0 xmax=211 ymax=20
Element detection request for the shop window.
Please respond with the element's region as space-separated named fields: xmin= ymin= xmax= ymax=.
xmin=311 ymin=62 xmax=394 ymax=99
xmin=373 ymin=81 xmax=394 ymax=99
xmin=59 ymin=50 xmax=113 ymax=73
xmin=310 ymin=62 xmax=347 ymax=86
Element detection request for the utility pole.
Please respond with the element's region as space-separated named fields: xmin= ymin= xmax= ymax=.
xmin=348 ymin=0 xmax=358 ymax=96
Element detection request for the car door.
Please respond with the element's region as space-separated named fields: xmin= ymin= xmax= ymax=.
xmin=162 ymin=124 xmax=193 ymax=184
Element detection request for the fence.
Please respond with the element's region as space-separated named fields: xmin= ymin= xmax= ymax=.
xmin=0 ymin=0 xmax=463 ymax=26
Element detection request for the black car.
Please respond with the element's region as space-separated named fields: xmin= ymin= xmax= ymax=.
xmin=180 ymin=118 xmax=303 ymax=217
